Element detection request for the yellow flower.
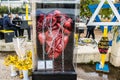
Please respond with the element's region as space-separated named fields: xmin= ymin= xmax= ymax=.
xmin=5 ymin=51 xmax=33 ymax=70
xmin=26 ymin=50 xmax=32 ymax=58
xmin=19 ymin=74 xmax=23 ymax=79
xmin=15 ymin=57 xmax=32 ymax=70
xmin=4 ymin=55 xmax=18 ymax=66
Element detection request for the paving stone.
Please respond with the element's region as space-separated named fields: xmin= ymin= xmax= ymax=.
xmin=74 ymin=46 xmax=110 ymax=63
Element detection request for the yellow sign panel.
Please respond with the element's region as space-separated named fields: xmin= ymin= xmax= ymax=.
xmin=26 ymin=4 xmax=28 ymax=20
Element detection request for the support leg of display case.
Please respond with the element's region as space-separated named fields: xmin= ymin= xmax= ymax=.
xmin=32 ymin=71 xmax=77 ymax=80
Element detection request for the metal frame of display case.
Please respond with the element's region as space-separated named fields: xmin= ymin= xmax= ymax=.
xmin=31 ymin=0 xmax=80 ymax=80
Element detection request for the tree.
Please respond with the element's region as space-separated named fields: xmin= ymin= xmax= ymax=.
xmin=0 ymin=6 xmax=9 ymax=14
xmin=11 ymin=7 xmax=25 ymax=14
xmin=99 ymin=2 xmax=112 ymax=19
xmin=80 ymin=0 xmax=99 ymax=18
xmin=0 ymin=6 xmax=26 ymax=14
xmin=80 ymin=0 xmax=113 ymax=19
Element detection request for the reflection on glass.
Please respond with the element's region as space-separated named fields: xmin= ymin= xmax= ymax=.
xmin=36 ymin=3 xmax=76 ymax=72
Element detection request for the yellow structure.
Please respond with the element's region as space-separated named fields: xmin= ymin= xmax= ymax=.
xmin=26 ymin=3 xmax=29 ymax=20
xmin=101 ymin=26 xmax=108 ymax=68
xmin=0 ymin=30 xmax=14 ymax=33
xmin=25 ymin=3 xmax=32 ymax=26
xmin=74 ymin=33 xmax=79 ymax=46
xmin=101 ymin=54 xmax=106 ymax=68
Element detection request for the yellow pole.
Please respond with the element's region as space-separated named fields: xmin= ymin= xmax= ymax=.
xmin=103 ymin=26 xmax=108 ymax=37
xmin=74 ymin=33 xmax=79 ymax=47
xmin=101 ymin=26 xmax=108 ymax=68
xmin=101 ymin=54 xmax=106 ymax=68
xmin=26 ymin=3 xmax=28 ymax=20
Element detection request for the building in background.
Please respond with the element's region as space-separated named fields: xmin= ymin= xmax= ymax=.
xmin=0 ymin=0 xmax=31 ymax=8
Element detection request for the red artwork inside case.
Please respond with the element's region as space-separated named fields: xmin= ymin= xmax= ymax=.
xmin=37 ymin=10 xmax=73 ymax=59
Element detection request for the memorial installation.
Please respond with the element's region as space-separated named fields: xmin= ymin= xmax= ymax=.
xmin=88 ymin=0 xmax=120 ymax=72
xmin=32 ymin=0 xmax=80 ymax=80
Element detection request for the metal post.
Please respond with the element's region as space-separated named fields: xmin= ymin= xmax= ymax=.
xmin=26 ymin=3 xmax=29 ymax=20
xmin=8 ymin=0 xmax=10 ymax=13
xmin=0 ymin=0 xmax=1 ymax=6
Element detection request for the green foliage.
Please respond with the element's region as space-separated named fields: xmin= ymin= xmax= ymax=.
xmin=0 ymin=6 xmax=9 ymax=14
xmin=0 ymin=6 xmax=25 ymax=14
xmin=80 ymin=0 xmax=100 ymax=17
xmin=11 ymin=7 xmax=25 ymax=14
xmin=80 ymin=0 xmax=113 ymax=19
xmin=99 ymin=1 xmax=112 ymax=19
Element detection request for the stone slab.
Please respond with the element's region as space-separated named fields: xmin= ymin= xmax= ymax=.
xmin=111 ymin=40 xmax=120 ymax=57
xmin=0 ymin=40 xmax=32 ymax=52
xmin=110 ymin=54 xmax=120 ymax=67
xmin=0 ymin=40 xmax=14 ymax=51
xmin=74 ymin=45 xmax=110 ymax=63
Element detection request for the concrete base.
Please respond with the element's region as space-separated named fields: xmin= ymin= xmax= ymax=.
xmin=32 ymin=71 xmax=77 ymax=80
xmin=110 ymin=54 xmax=120 ymax=67
xmin=0 ymin=40 xmax=32 ymax=52
xmin=74 ymin=45 xmax=110 ymax=63
xmin=0 ymin=40 xmax=14 ymax=51
xmin=110 ymin=38 xmax=120 ymax=67
xmin=111 ymin=40 xmax=120 ymax=56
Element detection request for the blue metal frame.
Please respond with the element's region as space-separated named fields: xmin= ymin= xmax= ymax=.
xmin=89 ymin=3 xmax=120 ymax=72
xmin=88 ymin=3 xmax=120 ymax=32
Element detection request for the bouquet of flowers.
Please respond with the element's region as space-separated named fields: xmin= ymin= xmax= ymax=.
xmin=15 ymin=51 xmax=32 ymax=70
xmin=4 ymin=51 xmax=32 ymax=78
xmin=15 ymin=58 xmax=32 ymax=70
xmin=4 ymin=55 xmax=18 ymax=66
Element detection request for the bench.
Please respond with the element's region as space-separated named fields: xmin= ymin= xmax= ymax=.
xmin=0 ymin=30 xmax=14 ymax=43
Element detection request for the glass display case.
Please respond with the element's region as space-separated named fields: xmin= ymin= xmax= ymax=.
xmin=31 ymin=0 xmax=80 ymax=80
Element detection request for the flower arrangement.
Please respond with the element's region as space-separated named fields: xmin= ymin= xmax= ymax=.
xmin=4 ymin=50 xmax=32 ymax=69
xmin=16 ymin=50 xmax=32 ymax=80
xmin=15 ymin=50 xmax=32 ymax=70
xmin=4 ymin=55 xmax=18 ymax=66
xmin=82 ymin=38 xmax=92 ymax=43
xmin=15 ymin=58 xmax=32 ymax=70
xmin=26 ymin=50 xmax=32 ymax=59
xmin=4 ymin=50 xmax=32 ymax=79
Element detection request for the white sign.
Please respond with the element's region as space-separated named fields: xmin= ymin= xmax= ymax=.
xmin=37 ymin=60 xmax=53 ymax=70
xmin=38 ymin=61 xmax=45 ymax=70
xmin=46 ymin=60 xmax=53 ymax=69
